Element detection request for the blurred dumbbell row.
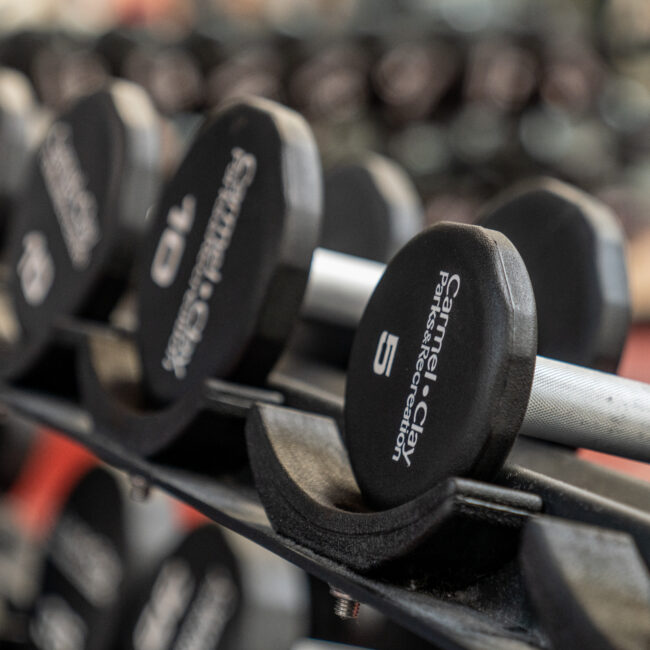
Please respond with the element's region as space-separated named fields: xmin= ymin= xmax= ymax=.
xmin=1 ymin=10 xmax=650 ymax=312
xmin=0 ymin=420 xmax=439 ymax=649
xmin=1 ymin=12 xmax=649 ymax=196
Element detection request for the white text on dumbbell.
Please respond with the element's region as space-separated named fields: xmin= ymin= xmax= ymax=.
xmin=133 ymin=558 xmax=195 ymax=650
xmin=373 ymin=331 xmax=399 ymax=377
xmin=18 ymin=232 xmax=55 ymax=305
xmin=161 ymin=147 xmax=256 ymax=379
xmin=392 ymin=270 xmax=460 ymax=467
xmin=40 ymin=122 xmax=100 ymax=270
xmin=150 ymin=194 xmax=196 ymax=288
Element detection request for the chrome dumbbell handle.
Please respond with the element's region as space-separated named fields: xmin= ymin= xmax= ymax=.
xmin=522 ymin=356 xmax=650 ymax=463
xmin=302 ymin=248 xmax=384 ymax=328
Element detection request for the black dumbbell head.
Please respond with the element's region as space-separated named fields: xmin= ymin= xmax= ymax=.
xmin=321 ymin=153 xmax=423 ymax=263
xmin=137 ymin=97 xmax=322 ymax=403
xmin=345 ymin=223 xmax=537 ymax=509
xmin=7 ymin=81 xmax=160 ymax=335
xmin=479 ymin=178 xmax=630 ymax=372
xmin=29 ymin=468 xmax=126 ymax=650
xmin=122 ymin=525 xmax=241 ymax=650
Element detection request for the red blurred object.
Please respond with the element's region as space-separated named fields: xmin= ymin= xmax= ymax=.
xmin=114 ymin=0 xmax=191 ymax=25
xmin=578 ymin=448 xmax=650 ymax=482
xmin=174 ymin=499 xmax=210 ymax=531
xmin=7 ymin=429 xmax=97 ymax=539
xmin=618 ymin=323 xmax=650 ymax=383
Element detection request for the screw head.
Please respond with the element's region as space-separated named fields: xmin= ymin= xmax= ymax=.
xmin=329 ymin=586 xmax=360 ymax=620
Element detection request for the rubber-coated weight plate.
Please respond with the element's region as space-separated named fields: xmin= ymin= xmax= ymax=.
xmin=28 ymin=468 xmax=126 ymax=650
xmin=479 ymin=179 xmax=630 ymax=372
xmin=122 ymin=525 xmax=241 ymax=650
xmin=321 ymin=153 xmax=423 ymax=262
xmin=7 ymin=83 xmax=160 ymax=335
xmin=345 ymin=223 xmax=537 ymax=508
xmin=137 ymin=97 xmax=322 ymax=403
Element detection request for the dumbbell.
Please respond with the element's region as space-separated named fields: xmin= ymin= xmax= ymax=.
xmin=344 ymin=221 xmax=650 ymax=508
xmin=136 ymin=97 xmax=629 ymax=405
xmin=120 ymin=524 xmax=241 ymax=650
xmin=478 ymin=178 xmax=630 ymax=372
xmin=135 ymin=97 xmax=420 ymax=404
xmin=27 ymin=467 xmax=127 ymax=650
xmin=10 ymin=432 xmax=201 ymax=650
xmin=133 ymin=100 xmax=650 ymax=506
xmin=8 ymin=430 xmax=239 ymax=649
xmin=0 ymin=80 xmax=161 ymax=381
xmin=319 ymin=154 xmax=423 ymax=264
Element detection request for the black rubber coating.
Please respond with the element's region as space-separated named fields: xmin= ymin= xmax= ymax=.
xmin=321 ymin=153 xmax=423 ymax=262
xmin=7 ymin=84 xmax=160 ymax=335
xmin=121 ymin=525 xmax=241 ymax=650
xmin=29 ymin=468 xmax=126 ymax=650
xmin=479 ymin=178 xmax=630 ymax=372
xmin=345 ymin=223 xmax=537 ymax=509
xmin=521 ymin=517 xmax=650 ymax=649
xmin=137 ymin=97 xmax=321 ymax=403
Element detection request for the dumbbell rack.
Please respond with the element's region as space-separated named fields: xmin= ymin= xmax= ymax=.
xmin=2 ymin=384 xmax=523 ymax=650
xmin=1 ymin=335 xmax=650 ymax=650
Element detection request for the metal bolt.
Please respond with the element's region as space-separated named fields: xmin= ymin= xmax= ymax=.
xmin=129 ymin=475 xmax=151 ymax=502
xmin=329 ymin=586 xmax=360 ymax=620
